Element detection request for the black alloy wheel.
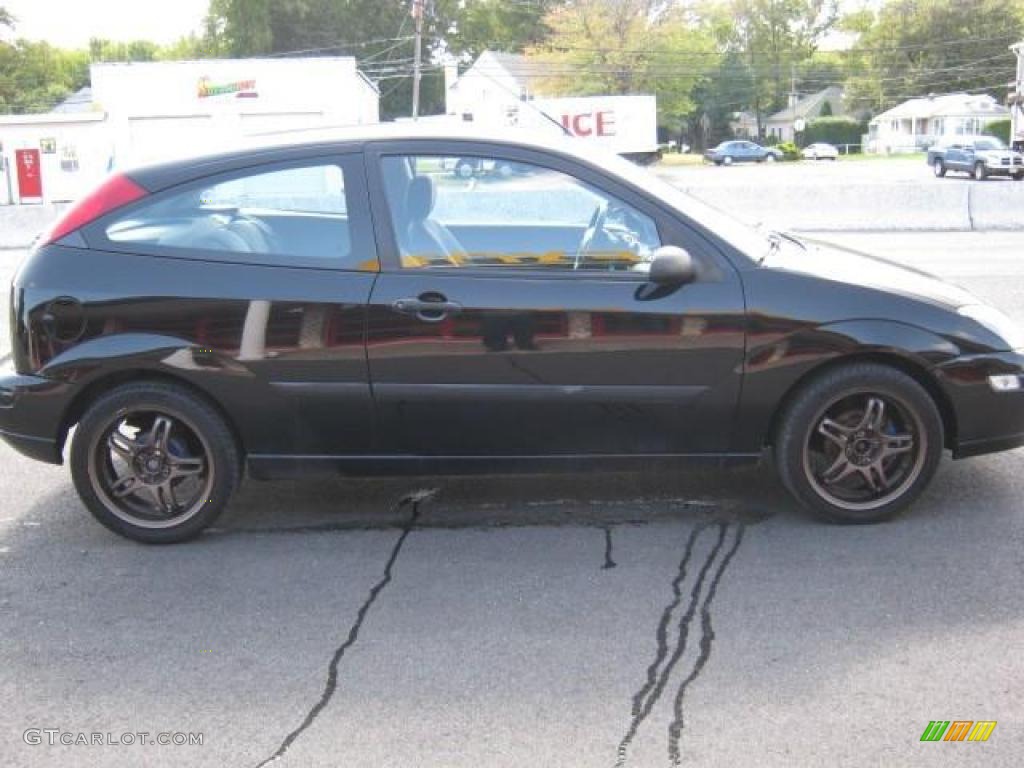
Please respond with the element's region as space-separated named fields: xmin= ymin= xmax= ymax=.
xmin=775 ymin=363 xmax=943 ymax=523
xmin=71 ymin=383 xmax=240 ymax=543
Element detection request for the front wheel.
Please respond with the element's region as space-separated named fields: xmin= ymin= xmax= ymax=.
xmin=973 ymin=162 xmax=988 ymax=181
xmin=1013 ymin=172 xmax=1023 ymax=181
xmin=774 ymin=363 xmax=943 ymax=524
xmin=765 ymin=153 xmax=777 ymax=163
xmin=71 ymin=382 xmax=241 ymax=543
xmin=933 ymin=159 xmax=946 ymax=177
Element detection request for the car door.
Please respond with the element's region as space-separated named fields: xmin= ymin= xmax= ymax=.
xmin=80 ymin=151 xmax=379 ymax=460
xmin=946 ymin=142 xmax=965 ymax=170
xmin=362 ymin=141 xmax=747 ymax=458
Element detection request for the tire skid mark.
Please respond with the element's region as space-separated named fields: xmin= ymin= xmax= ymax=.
xmin=254 ymin=487 xmax=438 ymax=767
xmin=614 ymin=522 xmax=724 ymax=768
xmin=667 ymin=523 xmax=745 ymax=766
xmin=601 ymin=526 xmax=617 ymax=570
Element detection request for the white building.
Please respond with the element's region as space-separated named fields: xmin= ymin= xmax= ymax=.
xmin=867 ymin=92 xmax=1009 ymax=154
xmin=444 ymin=50 xmax=552 ymax=128
xmin=765 ymin=86 xmax=846 ymax=143
xmin=1 ymin=57 xmax=379 ymax=204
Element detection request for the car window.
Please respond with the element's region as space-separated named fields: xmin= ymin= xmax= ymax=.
xmin=973 ymin=138 xmax=1004 ymax=151
xmin=102 ymin=161 xmax=373 ymax=269
xmin=379 ymin=154 xmax=662 ymax=272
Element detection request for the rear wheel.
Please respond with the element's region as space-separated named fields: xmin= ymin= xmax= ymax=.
xmin=775 ymin=364 xmax=943 ymax=524
xmin=973 ymin=162 xmax=988 ymax=181
xmin=71 ymin=382 xmax=240 ymax=543
xmin=1013 ymin=172 xmax=1023 ymax=181
xmin=765 ymin=153 xmax=777 ymax=163
xmin=933 ymin=159 xmax=946 ymax=177
xmin=722 ymin=156 xmax=733 ymax=166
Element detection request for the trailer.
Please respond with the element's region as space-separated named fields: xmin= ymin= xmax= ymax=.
xmin=531 ymin=94 xmax=660 ymax=164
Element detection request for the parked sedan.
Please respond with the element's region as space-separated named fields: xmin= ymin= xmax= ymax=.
xmin=704 ymin=140 xmax=783 ymax=165
xmin=4 ymin=126 xmax=1024 ymax=542
xmin=802 ymin=142 xmax=839 ymax=161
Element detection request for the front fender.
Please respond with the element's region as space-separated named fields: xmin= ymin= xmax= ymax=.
xmin=732 ymin=319 xmax=963 ymax=452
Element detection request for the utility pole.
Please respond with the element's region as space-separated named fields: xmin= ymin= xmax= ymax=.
xmin=411 ymin=0 xmax=424 ymax=119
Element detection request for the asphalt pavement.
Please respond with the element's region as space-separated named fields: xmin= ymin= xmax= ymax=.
xmin=1 ymin=234 xmax=1023 ymax=767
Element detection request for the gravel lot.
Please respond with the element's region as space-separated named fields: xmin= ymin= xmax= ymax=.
xmin=1 ymin=233 xmax=1022 ymax=767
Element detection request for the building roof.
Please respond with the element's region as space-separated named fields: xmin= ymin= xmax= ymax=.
xmin=768 ymin=86 xmax=844 ymax=123
xmin=872 ymin=92 xmax=1009 ymax=122
xmin=52 ymin=87 xmax=94 ymax=114
xmin=454 ymin=50 xmax=557 ymax=94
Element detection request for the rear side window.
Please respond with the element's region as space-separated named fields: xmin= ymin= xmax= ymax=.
xmin=99 ymin=160 xmax=376 ymax=271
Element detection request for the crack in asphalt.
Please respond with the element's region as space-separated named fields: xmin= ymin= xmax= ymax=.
xmin=253 ymin=487 xmax=438 ymax=767
xmin=601 ymin=526 xmax=617 ymax=570
xmin=614 ymin=520 xmax=746 ymax=767
xmin=667 ymin=523 xmax=745 ymax=766
xmin=614 ymin=523 xmax=722 ymax=768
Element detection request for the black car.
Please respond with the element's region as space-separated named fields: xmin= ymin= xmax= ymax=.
xmin=704 ymin=140 xmax=783 ymax=165
xmin=3 ymin=127 xmax=1023 ymax=542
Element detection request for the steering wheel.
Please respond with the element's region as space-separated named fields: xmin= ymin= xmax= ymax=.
xmin=572 ymin=200 xmax=609 ymax=270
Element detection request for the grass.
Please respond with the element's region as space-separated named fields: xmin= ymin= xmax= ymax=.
xmin=656 ymin=153 xmax=706 ymax=167
xmin=654 ymin=151 xmax=927 ymax=168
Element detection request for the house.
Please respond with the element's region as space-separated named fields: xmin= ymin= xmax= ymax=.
xmin=867 ymin=92 xmax=1009 ymax=154
xmin=729 ymin=111 xmax=759 ymax=140
xmin=444 ymin=50 xmax=556 ymax=128
xmin=1 ymin=57 xmax=380 ymax=204
xmin=765 ymin=86 xmax=845 ymax=143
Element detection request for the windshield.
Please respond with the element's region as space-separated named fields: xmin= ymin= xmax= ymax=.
xmin=974 ymin=137 xmax=1006 ymax=151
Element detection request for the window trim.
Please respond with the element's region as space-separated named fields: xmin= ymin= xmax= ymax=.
xmin=364 ymin=139 xmax=728 ymax=282
xmin=82 ymin=153 xmax=379 ymax=273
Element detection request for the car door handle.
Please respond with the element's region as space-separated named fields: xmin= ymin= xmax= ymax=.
xmin=391 ymin=296 xmax=463 ymax=323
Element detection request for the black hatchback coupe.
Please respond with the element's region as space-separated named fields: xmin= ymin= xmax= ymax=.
xmin=3 ymin=127 xmax=1023 ymax=542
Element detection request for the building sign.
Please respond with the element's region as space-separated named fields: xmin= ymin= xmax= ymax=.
xmin=15 ymin=149 xmax=43 ymax=201
xmin=560 ymin=110 xmax=616 ymax=138
xmin=197 ymin=76 xmax=258 ymax=99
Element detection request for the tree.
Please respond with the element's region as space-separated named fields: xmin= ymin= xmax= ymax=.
xmin=844 ymin=0 xmax=1024 ymax=113
xmin=696 ymin=0 xmax=839 ymax=136
xmin=0 ymin=6 xmax=13 ymax=28
xmin=435 ymin=0 xmax=562 ymax=59
xmin=533 ymin=0 xmax=715 ymax=131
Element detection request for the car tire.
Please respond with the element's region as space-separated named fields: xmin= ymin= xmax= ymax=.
xmin=933 ymin=159 xmax=946 ymax=177
xmin=1013 ymin=172 xmax=1023 ymax=181
xmin=774 ymin=363 xmax=943 ymax=524
xmin=70 ymin=382 xmax=241 ymax=544
xmin=496 ymin=162 xmax=514 ymax=178
xmin=455 ymin=160 xmax=475 ymax=179
xmin=973 ymin=162 xmax=987 ymax=181
xmin=723 ymin=156 xmax=733 ymax=166
xmin=765 ymin=154 xmax=777 ymax=163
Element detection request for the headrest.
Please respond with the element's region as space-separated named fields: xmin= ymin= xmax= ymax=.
xmin=405 ymin=175 xmax=435 ymax=221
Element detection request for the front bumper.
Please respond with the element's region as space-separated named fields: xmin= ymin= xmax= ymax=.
xmin=936 ymin=349 xmax=1024 ymax=459
xmin=0 ymin=367 xmax=69 ymax=464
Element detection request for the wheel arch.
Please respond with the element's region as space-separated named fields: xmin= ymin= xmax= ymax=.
xmin=57 ymin=370 xmax=246 ymax=462
xmin=765 ymin=351 xmax=957 ymax=451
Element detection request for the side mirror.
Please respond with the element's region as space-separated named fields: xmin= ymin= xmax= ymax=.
xmin=649 ymin=245 xmax=697 ymax=285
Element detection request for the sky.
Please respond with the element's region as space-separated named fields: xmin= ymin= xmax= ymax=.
xmin=2 ymin=0 xmax=210 ymax=47
xmin=3 ymin=0 xmax=878 ymax=50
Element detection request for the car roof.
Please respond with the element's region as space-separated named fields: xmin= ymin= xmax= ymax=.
xmin=123 ymin=122 xmax=595 ymax=191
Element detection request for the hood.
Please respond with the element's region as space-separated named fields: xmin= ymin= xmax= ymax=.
xmin=761 ymin=236 xmax=978 ymax=310
xmin=977 ymin=149 xmax=1022 ymax=161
